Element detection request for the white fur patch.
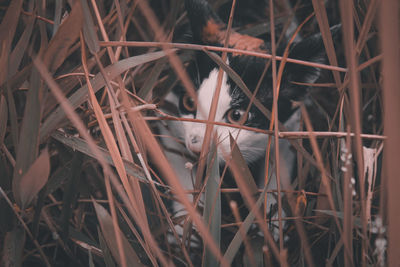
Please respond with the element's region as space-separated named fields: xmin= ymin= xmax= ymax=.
xmin=181 ymin=68 xmax=269 ymax=163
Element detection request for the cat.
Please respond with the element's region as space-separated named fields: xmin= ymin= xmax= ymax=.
xmin=156 ymin=0 xmax=341 ymax=260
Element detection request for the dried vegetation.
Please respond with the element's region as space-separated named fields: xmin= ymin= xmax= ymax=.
xmin=0 ymin=0 xmax=398 ymax=266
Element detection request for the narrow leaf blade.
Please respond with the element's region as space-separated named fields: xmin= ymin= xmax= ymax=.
xmin=17 ymin=148 xmax=50 ymax=208
xmin=202 ymin=142 xmax=221 ymax=267
xmin=93 ymin=201 xmax=145 ymax=267
xmin=0 ymin=95 xmax=8 ymax=145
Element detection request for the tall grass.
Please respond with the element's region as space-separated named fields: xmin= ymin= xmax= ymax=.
xmin=0 ymin=0 xmax=395 ymax=266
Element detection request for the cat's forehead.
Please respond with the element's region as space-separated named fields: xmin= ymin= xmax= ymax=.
xmin=196 ymin=67 xmax=232 ymax=119
xmin=196 ymin=54 xmax=273 ymax=96
xmin=197 ymin=54 xmax=269 ymax=79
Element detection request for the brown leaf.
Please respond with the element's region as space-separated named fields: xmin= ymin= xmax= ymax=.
xmin=92 ymin=201 xmax=145 ymax=267
xmin=39 ymin=50 xmax=168 ymax=142
xmin=229 ymin=134 xmax=258 ymax=199
xmin=294 ymin=190 xmax=307 ymax=216
xmin=81 ymin=0 xmax=100 ymax=54
xmin=43 ymin=0 xmax=83 ymax=73
xmin=12 ymin=67 xmax=43 ymax=206
xmin=0 ymin=0 xmax=23 ymax=85
xmin=16 ymin=148 xmax=50 ymax=209
xmin=1 ymin=227 xmax=26 ymax=267
xmin=9 ymin=14 xmax=35 ymax=77
xmin=0 ymin=94 xmax=7 ymax=146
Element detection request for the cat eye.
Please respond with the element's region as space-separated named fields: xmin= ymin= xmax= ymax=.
xmin=226 ymin=109 xmax=248 ymax=124
xmin=182 ymin=93 xmax=196 ymax=112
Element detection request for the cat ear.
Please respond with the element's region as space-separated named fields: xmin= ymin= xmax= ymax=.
xmin=281 ymin=24 xmax=342 ymax=100
xmin=185 ymin=0 xmax=267 ymax=53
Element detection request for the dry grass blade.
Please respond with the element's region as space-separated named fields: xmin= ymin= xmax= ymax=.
xmin=81 ymin=0 xmax=100 ymax=54
xmin=228 ymin=134 xmax=258 ymax=205
xmin=230 ymin=201 xmax=258 ymax=267
xmin=39 ymin=50 xmax=168 ymax=142
xmin=4 ymin=79 xmax=19 ymax=149
xmin=82 ymin=39 xmax=131 ymax=267
xmin=380 ymin=0 xmax=400 ymax=265
xmin=9 ymin=14 xmax=35 ymax=76
xmin=202 ymin=142 xmax=221 ymax=266
xmin=0 ymin=0 xmax=390 ymax=265
xmin=16 ymin=148 xmax=50 ymax=209
xmin=0 ymin=95 xmax=7 ymax=146
xmin=98 ymin=229 xmax=116 ymax=267
xmin=43 ymin=0 xmax=83 ymax=72
xmin=311 ymin=0 xmax=341 ymax=88
xmin=355 ymin=0 xmax=379 ymax=54
xmin=12 ymin=68 xmax=43 ymax=206
xmin=301 ymin=105 xmax=342 ymax=231
xmin=138 ymin=57 xmax=168 ymax=99
xmin=342 ymin=131 xmax=354 ymax=266
xmin=222 ymin=136 xmax=283 ymax=264
xmin=363 ymin=147 xmax=378 ymax=224
xmin=93 ymin=200 xmax=145 ymax=267
xmin=50 ymin=131 xmax=150 ymax=183
xmin=0 ymin=0 xmax=23 ymax=83
xmin=224 ymin=183 xmax=268 ymax=264
xmin=340 ymin=1 xmax=368 ymax=264
xmin=268 ymin=0 xmax=284 ymax=252
xmin=1 ymin=226 xmax=25 ymax=267
xmin=0 ymin=187 xmax=51 ymax=266
xmin=100 ymin=41 xmax=348 ymax=72
xmin=12 ymin=0 xmax=83 ymax=210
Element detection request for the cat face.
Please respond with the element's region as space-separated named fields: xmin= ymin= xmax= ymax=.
xmin=174 ymin=52 xmax=303 ymax=164
xmin=173 ymin=0 xmax=338 ymax=163
xmin=178 ymin=67 xmax=270 ymax=163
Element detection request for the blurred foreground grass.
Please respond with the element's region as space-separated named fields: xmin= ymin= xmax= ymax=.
xmin=0 ymin=0 xmax=397 ymax=266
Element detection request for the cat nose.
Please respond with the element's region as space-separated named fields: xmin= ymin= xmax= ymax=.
xmin=191 ymin=135 xmax=200 ymax=144
xmin=188 ymin=134 xmax=203 ymax=153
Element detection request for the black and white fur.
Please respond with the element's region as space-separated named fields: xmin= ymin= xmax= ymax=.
xmin=158 ymin=0 xmax=340 ymax=250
